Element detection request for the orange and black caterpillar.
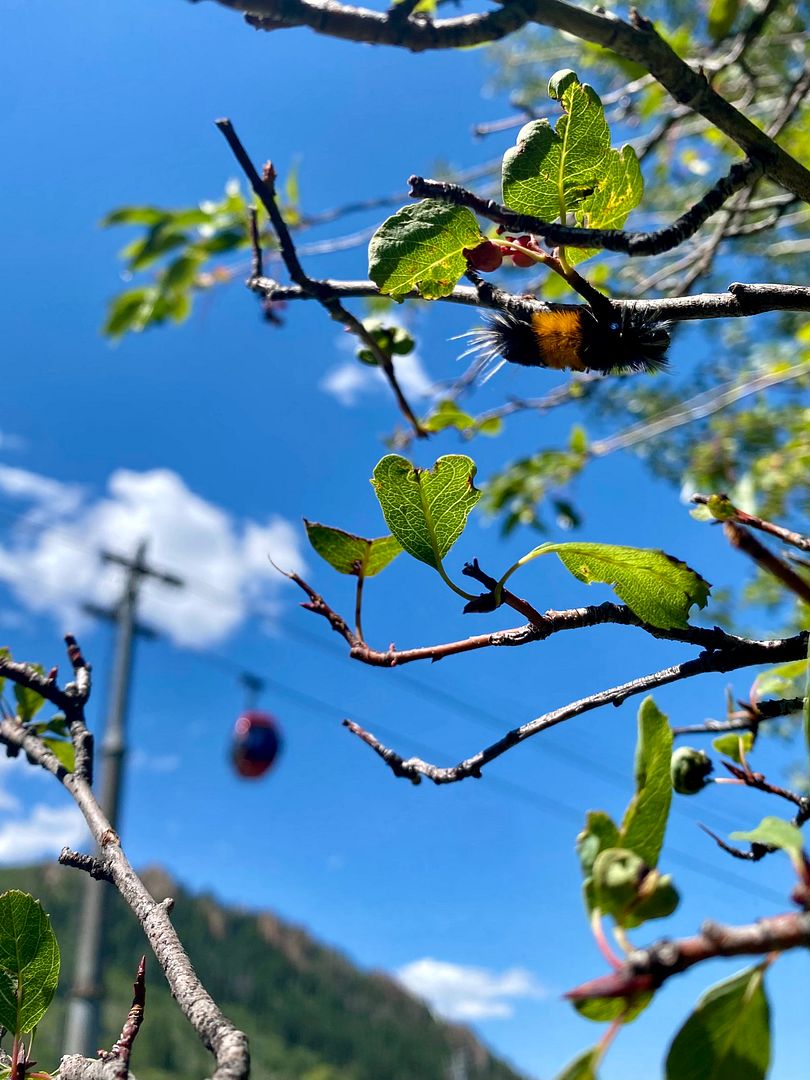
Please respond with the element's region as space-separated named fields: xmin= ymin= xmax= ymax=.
xmin=462 ymin=306 xmax=670 ymax=377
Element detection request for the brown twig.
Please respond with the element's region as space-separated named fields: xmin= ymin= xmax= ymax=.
xmin=215 ymin=118 xmax=428 ymax=438
xmin=342 ymin=631 xmax=808 ymax=784
xmin=100 ymin=957 xmax=146 ymax=1080
xmin=565 ymin=911 xmax=810 ymax=1001
xmin=672 ymin=696 xmax=805 ymax=735
xmin=254 ymin=277 xmax=810 ymax=322
xmin=214 ymin=0 xmax=810 ymax=202
xmin=286 ymin=568 xmax=754 ymax=667
xmin=692 ymin=494 xmax=810 ymax=553
xmin=724 ymin=521 xmax=810 ymax=606
xmin=409 ymin=159 xmax=762 ymax=256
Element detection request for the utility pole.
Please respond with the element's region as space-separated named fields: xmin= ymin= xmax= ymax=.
xmin=64 ymin=540 xmax=183 ymax=1056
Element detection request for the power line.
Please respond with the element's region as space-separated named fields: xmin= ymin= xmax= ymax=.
xmin=0 ymin=500 xmax=792 ymax=905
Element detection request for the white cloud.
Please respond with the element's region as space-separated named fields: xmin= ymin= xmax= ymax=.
xmin=0 ymin=467 xmax=304 ymax=647
xmin=321 ymin=353 xmax=435 ymax=406
xmin=0 ymin=803 xmax=88 ymax=863
xmin=130 ymin=748 xmax=181 ymax=773
xmin=396 ymin=958 xmax=546 ymax=1021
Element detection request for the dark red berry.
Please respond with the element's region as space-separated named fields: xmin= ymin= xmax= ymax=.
xmin=464 ymin=240 xmax=504 ymax=273
xmin=510 ymin=247 xmax=535 ymax=268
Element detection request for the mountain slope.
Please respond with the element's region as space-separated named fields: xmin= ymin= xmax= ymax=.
xmin=0 ymin=865 xmax=530 ymax=1080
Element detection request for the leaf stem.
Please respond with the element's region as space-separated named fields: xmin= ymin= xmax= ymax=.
xmin=435 ymin=558 xmax=479 ymax=602
xmin=354 ymin=574 xmax=365 ymax=643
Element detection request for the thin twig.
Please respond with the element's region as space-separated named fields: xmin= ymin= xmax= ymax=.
xmin=215 ymin=118 xmax=428 ymax=438
xmin=692 ymin=495 xmax=810 ymax=553
xmin=724 ymin=522 xmax=810 ymax=606
xmin=409 ymin=160 xmax=763 ymax=255
xmin=342 ymin=631 xmax=808 ymax=783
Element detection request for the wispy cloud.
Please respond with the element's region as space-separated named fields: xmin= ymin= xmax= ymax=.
xmin=0 ymin=803 xmax=88 ymax=863
xmin=0 ymin=466 xmax=304 ymax=647
xmin=396 ymin=958 xmax=547 ymax=1021
xmin=321 ymin=352 xmax=435 ymax=407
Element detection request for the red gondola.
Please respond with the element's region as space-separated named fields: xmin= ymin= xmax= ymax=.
xmin=231 ymin=709 xmax=281 ymax=779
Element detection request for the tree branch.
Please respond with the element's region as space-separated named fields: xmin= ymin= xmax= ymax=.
xmin=287 ymin=568 xmax=756 ymax=667
xmin=253 ymin=278 xmax=810 ymax=322
xmin=342 ymin=631 xmax=808 ymax=783
xmin=204 ymin=3 xmax=810 ymax=199
xmin=0 ymin=651 xmax=249 ymax=1080
xmin=409 ymin=159 xmax=763 ymax=256
xmin=565 ymin=911 xmax=810 ymax=1001
xmin=692 ymin=494 xmax=810 ymax=554
xmin=215 ymin=118 xmax=428 ymax=438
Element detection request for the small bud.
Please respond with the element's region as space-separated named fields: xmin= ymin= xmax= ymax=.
xmin=671 ymin=746 xmax=713 ymax=795
xmin=463 ymin=240 xmax=503 ymax=273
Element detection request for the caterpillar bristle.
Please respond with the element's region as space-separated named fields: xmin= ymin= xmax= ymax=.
xmin=457 ymin=306 xmax=671 ymax=378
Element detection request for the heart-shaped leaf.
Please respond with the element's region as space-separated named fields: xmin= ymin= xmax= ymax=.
xmin=304 ymin=521 xmax=402 ymax=578
xmin=371 ymin=455 xmax=480 ymax=572
xmin=502 ymin=76 xmax=610 ymax=222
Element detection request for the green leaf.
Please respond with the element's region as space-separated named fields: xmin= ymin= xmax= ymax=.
xmin=568 ymin=145 xmax=643 ymax=264
xmin=502 ymin=76 xmax=611 ymax=222
xmin=707 ymin=0 xmax=741 ymax=42
xmin=665 ymin=965 xmax=770 ymax=1080
xmin=41 ymin=738 xmax=76 ymax=772
xmin=0 ymin=891 xmax=60 ymax=1035
xmin=577 ymin=810 xmax=620 ymax=879
xmin=368 ymin=201 xmax=484 ymax=300
xmin=125 ymin=226 xmax=188 ymax=271
xmin=162 ymin=253 xmax=204 ymax=291
xmin=303 ymin=521 xmax=402 ymax=578
xmin=752 ymin=658 xmax=808 ymax=702
xmin=552 ymin=1046 xmax=600 ymax=1080
xmin=730 ymin=816 xmax=805 ymax=865
xmin=0 ymin=646 xmax=9 ymax=696
xmin=103 ymin=287 xmax=160 ymax=338
xmin=505 ymin=542 xmax=710 ymax=630
xmin=712 ymin=731 xmax=754 ymax=763
xmin=371 ymin=455 xmax=481 ymax=571
xmin=422 ymin=400 xmax=476 ymax=434
xmin=574 ymin=991 xmax=652 ymax=1024
xmin=576 ymin=809 xmax=620 ymax=915
xmin=14 ymin=675 xmax=45 ymax=723
xmin=620 ymin=697 xmax=673 ymax=868
xmin=102 ymin=205 xmax=171 ymax=227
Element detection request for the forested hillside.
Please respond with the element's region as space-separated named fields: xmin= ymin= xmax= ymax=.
xmin=0 ymin=866 xmax=528 ymax=1080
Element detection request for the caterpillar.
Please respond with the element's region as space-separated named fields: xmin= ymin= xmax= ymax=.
xmin=460 ymin=306 xmax=671 ymax=379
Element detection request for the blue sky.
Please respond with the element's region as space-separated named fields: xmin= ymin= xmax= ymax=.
xmin=1 ymin=1 xmax=808 ymax=1077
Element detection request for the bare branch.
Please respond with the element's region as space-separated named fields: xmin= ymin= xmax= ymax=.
xmin=0 ymin=675 xmax=249 ymax=1080
xmin=409 ymin=159 xmax=763 ymax=256
xmin=724 ymin=521 xmax=810 ymax=605
xmin=692 ymin=495 xmax=810 ymax=554
xmin=342 ymin=631 xmax=808 ymax=783
xmin=101 ymin=956 xmax=146 ymax=1080
xmin=672 ymin=696 xmax=805 ymax=735
xmin=287 ymin=568 xmax=756 ymax=667
xmin=205 ymin=3 xmax=810 ymax=198
xmin=215 ymin=118 xmax=428 ymax=438
xmin=565 ymin=910 xmax=810 ymax=1001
